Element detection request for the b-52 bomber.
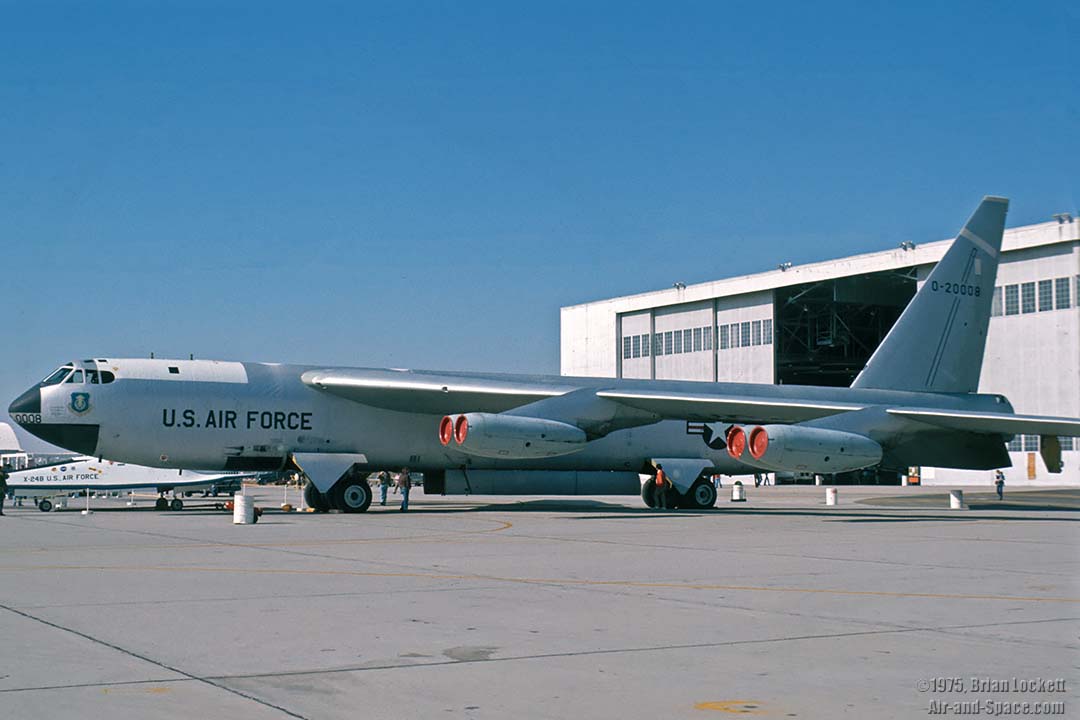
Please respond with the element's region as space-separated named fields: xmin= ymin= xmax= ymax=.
xmin=10 ymin=197 xmax=1080 ymax=512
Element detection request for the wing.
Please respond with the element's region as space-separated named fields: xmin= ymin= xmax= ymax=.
xmin=887 ymin=408 xmax=1080 ymax=437
xmin=596 ymin=390 xmax=863 ymax=425
xmin=302 ymin=368 xmax=569 ymax=414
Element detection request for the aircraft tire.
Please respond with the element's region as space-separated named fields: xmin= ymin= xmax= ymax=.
xmin=170 ymin=498 xmax=184 ymax=511
xmin=155 ymin=497 xmax=168 ymax=511
xmin=39 ymin=498 xmax=53 ymax=513
xmin=304 ymin=483 xmax=331 ymax=513
xmin=683 ymin=479 xmax=718 ymax=510
xmin=640 ymin=478 xmax=657 ymax=508
xmin=330 ymin=478 xmax=372 ymax=513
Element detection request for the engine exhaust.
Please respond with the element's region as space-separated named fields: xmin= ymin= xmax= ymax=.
xmin=454 ymin=414 xmax=469 ymax=444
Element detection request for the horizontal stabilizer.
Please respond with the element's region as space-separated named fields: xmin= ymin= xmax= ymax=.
xmin=887 ymin=408 xmax=1080 ymax=437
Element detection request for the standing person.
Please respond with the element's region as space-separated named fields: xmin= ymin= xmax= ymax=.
xmin=378 ymin=471 xmax=391 ymax=506
xmin=0 ymin=464 xmax=10 ymax=516
xmin=654 ymin=464 xmax=669 ymax=510
xmin=398 ymin=467 xmax=411 ymax=512
xmin=994 ymin=470 xmax=1005 ymax=500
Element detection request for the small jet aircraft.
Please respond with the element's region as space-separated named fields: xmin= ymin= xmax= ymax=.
xmin=10 ymin=197 xmax=1080 ymax=512
xmin=5 ymin=457 xmax=246 ymax=512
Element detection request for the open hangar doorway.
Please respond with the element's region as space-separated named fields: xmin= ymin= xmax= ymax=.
xmin=771 ymin=268 xmax=917 ymax=485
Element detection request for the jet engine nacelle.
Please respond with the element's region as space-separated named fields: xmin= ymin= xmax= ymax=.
xmin=737 ymin=424 xmax=883 ymax=473
xmin=438 ymin=413 xmax=587 ymax=459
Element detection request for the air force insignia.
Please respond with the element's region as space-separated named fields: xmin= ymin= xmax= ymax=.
xmin=69 ymin=392 xmax=92 ymax=415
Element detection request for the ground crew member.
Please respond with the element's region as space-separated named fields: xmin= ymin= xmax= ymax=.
xmin=398 ymin=467 xmax=411 ymax=512
xmin=654 ymin=464 xmax=669 ymax=510
xmin=0 ymin=464 xmax=10 ymax=516
xmin=994 ymin=470 xmax=1005 ymax=500
xmin=378 ymin=470 xmax=391 ymax=506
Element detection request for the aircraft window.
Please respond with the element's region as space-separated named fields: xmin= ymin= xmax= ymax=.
xmin=66 ymin=369 xmax=84 ymax=384
xmin=168 ymin=366 xmax=180 ymax=375
xmin=87 ymin=370 xmax=100 ymax=384
xmin=41 ymin=367 xmax=74 ymax=386
xmin=100 ymin=371 xmax=116 ymax=384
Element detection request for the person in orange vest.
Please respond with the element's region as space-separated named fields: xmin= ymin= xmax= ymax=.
xmin=654 ymin=464 xmax=670 ymax=510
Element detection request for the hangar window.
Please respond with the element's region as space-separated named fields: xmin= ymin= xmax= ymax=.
xmin=731 ymin=323 xmax=741 ymax=348
xmin=762 ymin=318 xmax=773 ymax=345
xmin=703 ymin=326 xmax=712 ymax=350
xmin=990 ymin=287 xmax=1003 ymax=316
xmin=1004 ymin=285 xmax=1019 ymax=315
xmin=1060 ymin=437 xmax=1075 ymax=452
xmin=65 ymin=369 xmax=84 ymax=384
xmin=752 ymin=320 xmax=762 ymax=346
xmin=719 ymin=325 xmax=729 ymax=350
xmin=631 ymin=335 xmax=641 ymax=358
xmin=641 ymin=334 xmax=650 ymax=357
xmin=622 ymin=337 xmax=632 ymax=359
xmin=664 ymin=331 xmax=673 ymax=355
xmin=1020 ymin=283 xmax=1036 ymax=313
xmin=1022 ymin=435 xmax=1039 ymax=452
xmin=673 ymin=330 xmax=683 ymax=354
xmin=1055 ymin=277 xmax=1071 ymax=309
xmin=654 ymin=333 xmax=663 ymax=355
xmin=741 ymin=322 xmax=751 ymax=347
xmin=682 ymin=329 xmax=691 ymax=352
xmin=1038 ymin=280 xmax=1053 ymax=312
xmin=1007 ymin=436 xmax=1022 ymax=452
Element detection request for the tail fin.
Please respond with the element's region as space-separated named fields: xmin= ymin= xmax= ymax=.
xmin=851 ymin=196 xmax=1008 ymax=393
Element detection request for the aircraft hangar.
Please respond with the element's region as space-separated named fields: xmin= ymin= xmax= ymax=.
xmin=561 ymin=213 xmax=1080 ymax=486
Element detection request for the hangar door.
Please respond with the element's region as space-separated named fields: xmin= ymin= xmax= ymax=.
xmin=774 ymin=269 xmax=916 ymax=387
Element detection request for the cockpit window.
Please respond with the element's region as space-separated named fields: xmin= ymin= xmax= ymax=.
xmin=65 ymin=369 xmax=84 ymax=384
xmin=41 ymin=366 xmax=74 ymax=386
xmin=87 ymin=370 xmax=100 ymax=384
xmin=100 ymin=371 xmax=116 ymax=384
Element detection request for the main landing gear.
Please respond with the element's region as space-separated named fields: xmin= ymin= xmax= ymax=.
xmin=305 ymin=469 xmax=372 ymax=513
xmin=641 ymin=475 xmax=718 ymax=510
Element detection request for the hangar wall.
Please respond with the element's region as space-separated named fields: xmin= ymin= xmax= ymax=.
xmin=561 ymin=216 xmax=1080 ymax=487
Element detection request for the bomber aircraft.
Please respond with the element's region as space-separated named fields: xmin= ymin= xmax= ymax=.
xmin=9 ymin=197 xmax=1080 ymax=512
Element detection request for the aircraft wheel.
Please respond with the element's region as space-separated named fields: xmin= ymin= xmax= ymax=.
xmin=640 ymin=478 xmax=657 ymax=508
xmin=155 ymin=497 xmax=168 ymax=511
xmin=39 ymin=498 xmax=53 ymax=513
xmin=683 ymin=479 xmax=718 ymax=510
xmin=304 ymin=483 xmax=330 ymax=512
xmin=170 ymin=498 xmax=184 ymax=511
xmin=330 ymin=477 xmax=372 ymax=513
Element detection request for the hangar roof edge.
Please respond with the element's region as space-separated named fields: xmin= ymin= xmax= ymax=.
xmin=562 ymin=219 xmax=1078 ymax=314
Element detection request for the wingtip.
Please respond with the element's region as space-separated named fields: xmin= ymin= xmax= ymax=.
xmin=982 ymin=195 xmax=1010 ymax=206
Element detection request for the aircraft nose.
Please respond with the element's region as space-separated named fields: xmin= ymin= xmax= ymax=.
xmin=9 ymin=385 xmax=41 ymax=419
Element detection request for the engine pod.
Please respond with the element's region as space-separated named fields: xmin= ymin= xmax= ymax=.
xmin=744 ymin=424 xmax=882 ymax=473
xmin=453 ymin=412 xmax=587 ymax=459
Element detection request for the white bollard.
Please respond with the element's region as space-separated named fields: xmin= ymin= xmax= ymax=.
xmin=949 ymin=490 xmax=965 ymax=510
xmin=825 ymin=487 xmax=838 ymax=506
xmin=814 ymin=475 xmax=823 ymax=486
xmin=731 ymin=484 xmax=746 ymax=502
xmin=233 ymin=494 xmax=255 ymax=524
xmin=900 ymin=475 xmax=910 ymax=487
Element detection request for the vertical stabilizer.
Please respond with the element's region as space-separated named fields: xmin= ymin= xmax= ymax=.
xmin=851 ymin=196 xmax=1008 ymax=393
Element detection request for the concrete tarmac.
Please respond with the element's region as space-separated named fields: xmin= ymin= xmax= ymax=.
xmin=0 ymin=485 xmax=1077 ymax=719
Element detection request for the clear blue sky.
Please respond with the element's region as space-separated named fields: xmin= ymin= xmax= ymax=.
xmin=3 ymin=2 xmax=1077 ymax=450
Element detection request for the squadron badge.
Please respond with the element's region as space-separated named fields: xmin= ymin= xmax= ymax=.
xmin=69 ymin=392 xmax=92 ymax=415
